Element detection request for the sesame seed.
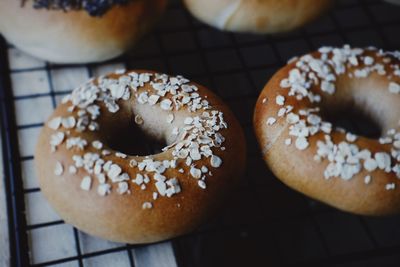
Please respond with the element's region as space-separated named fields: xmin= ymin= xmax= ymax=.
xmin=286 ymin=113 xmax=300 ymax=124
xmin=66 ymin=137 xmax=87 ymax=150
xmin=62 ymin=116 xmax=76 ymax=129
xmin=117 ymin=182 xmax=129 ymax=194
xmin=54 ymin=161 xmax=63 ymax=176
xmin=321 ymin=81 xmax=335 ymax=94
xmin=115 ymin=69 xmax=126 ymax=74
xmin=134 ymin=174 xmax=144 ymax=185
xmin=349 ymin=56 xmax=358 ymax=66
xmin=313 ymin=155 xmax=321 ymax=162
xmin=385 ymin=183 xmax=396 ymax=190
xmin=201 ymin=166 xmax=208 ymax=173
xmin=198 ymin=180 xmax=206 ymax=189
xmin=102 ymin=150 xmax=111 ymax=156
xmin=184 ymin=117 xmax=194 ymax=125
xmin=363 ymin=56 xmax=374 ymax=65
xmin=129 ymin=159 xmax=137 ymax=167
xmin=134 ymin=114 xmax=144 ymax=125
xmin=278 ymin=108 xmax=286 ymax=117
xmin=166 ymin=114 xmax=174 ymax=124
xmin=295 ymin=137 xmax=309 ymax=150
xmin=393 ymin=164 xmax=400 ymax=178
xmin=190 ymin=167 xmax=202 ymax=179
xmin=375 ymin=152 xmax=391 ymax=172
xmin=280 ymin=79 xmax=290 ymax=88
xmin=48 ymin=117 xmax=62 ymax=130
xmin=276 ymin=95 xmax=285 ymax=106
xmin=97 ymin=184 xmax=111 ymax=196
xmin=394 ymin=140 xmax=400 ymax=149
xmin=172 ymin=127 xmax=179 ymax=135
xmin=354 ymin=69 xmax=369 ymax=78
xmin=379 ymin=137 xmax=392 ymax=144
xmin=210 ymin=155 xmax=222 ymax=168
xmin=160 ymin=99 xmax=172 ymax=110
xmin=69 ymin=166 xmax=77 ymax=174
xmin=267 ymin=117 xmax=277 ymax=125
xmin=307 ymin=114 xmax=321 ymax=125
xmin=155 ymin=180 xmax=167 ymax=196
xmin=142 ymin=202 xmax=153 ymax=209
xmin=92 ymin=140 xmax=103 ymax=150
xmin=364 ymin=158 xmax=378 ymax=172
xmin=346 ymin=133 xmax=357 ymax=142
xmin=388 ymin=82 xmax=400 ymax=94
xmin=107 ymin=164 xmax=122 ymax=179
xmin=80 ymin=176 xmax=92 ymax=191
xmin=148 ymin=95 xmax=160 ymax=105
xmin=50 ymin=132 xmax=65 ymax=148
xmin=116 ymin=152 xmax=127 ymax=159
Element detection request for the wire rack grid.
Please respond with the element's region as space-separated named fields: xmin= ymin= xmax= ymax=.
xmin=1 ymin=0 xmax=400 ymax=266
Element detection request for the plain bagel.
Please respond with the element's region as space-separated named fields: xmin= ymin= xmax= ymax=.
xmin=35 ymin=70 xmax=246 ymax=243
xmin=183 ymin=0 xmax=332 ymax=33
xmin=0 ymin=0 xmax=167 ymax=63
xmin=254 ymin=45 xmax=400 ymax=215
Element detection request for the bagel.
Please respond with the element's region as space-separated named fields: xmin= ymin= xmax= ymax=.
xmin=183 ymin=0 xmax=332 ymax=34
xmin=254 ymin=45 xmax=400 ymax=215
xmin=0 ymin=0 xmax=167 ymax=63
xmin=35 ymin=70 xmax=246 ymax=243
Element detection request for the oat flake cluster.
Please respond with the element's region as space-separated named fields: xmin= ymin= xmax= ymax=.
xmin=264 ymin=45 xmax=400 ymax=188
xmin=47 ymin=70 xmax=227 ymax=209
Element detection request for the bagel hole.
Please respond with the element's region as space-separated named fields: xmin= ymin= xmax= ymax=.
xmin=322 ymin=106 xmax=382 ymax=139
xmin=105 ymin=123 xmax=167 ymax=156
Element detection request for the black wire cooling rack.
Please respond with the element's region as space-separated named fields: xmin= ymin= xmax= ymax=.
xmin=1 ymin=0 xmax=400 ymax=266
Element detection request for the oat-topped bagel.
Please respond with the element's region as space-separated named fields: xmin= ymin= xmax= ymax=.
xmin=0 ymin=0 xmax=167 ymax=63
xmin=35 ymin=70 xmax=246 ymax=243
xmin=254 ymin=45 xmax=400 ymax=215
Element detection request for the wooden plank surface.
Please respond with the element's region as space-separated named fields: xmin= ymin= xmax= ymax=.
xmin=0 ymin=126 xmax=10 ymax=267
xmin=134 ymin=242 xmax=178 ymax=267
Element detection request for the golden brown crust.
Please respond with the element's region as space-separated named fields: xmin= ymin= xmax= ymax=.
xmin=0 ymin=0 xmax=167 ymax=63
xmin=183 ymin=0 xmax=332 ymax=33
xmin=254 ymin=47 xmax=400 ymax=215
xmin=35 ymin=70 xmax=246 ymax=243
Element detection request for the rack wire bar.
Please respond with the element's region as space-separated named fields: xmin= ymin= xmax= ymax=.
xmin=1 ymin=0 xmax=400 ymax=266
